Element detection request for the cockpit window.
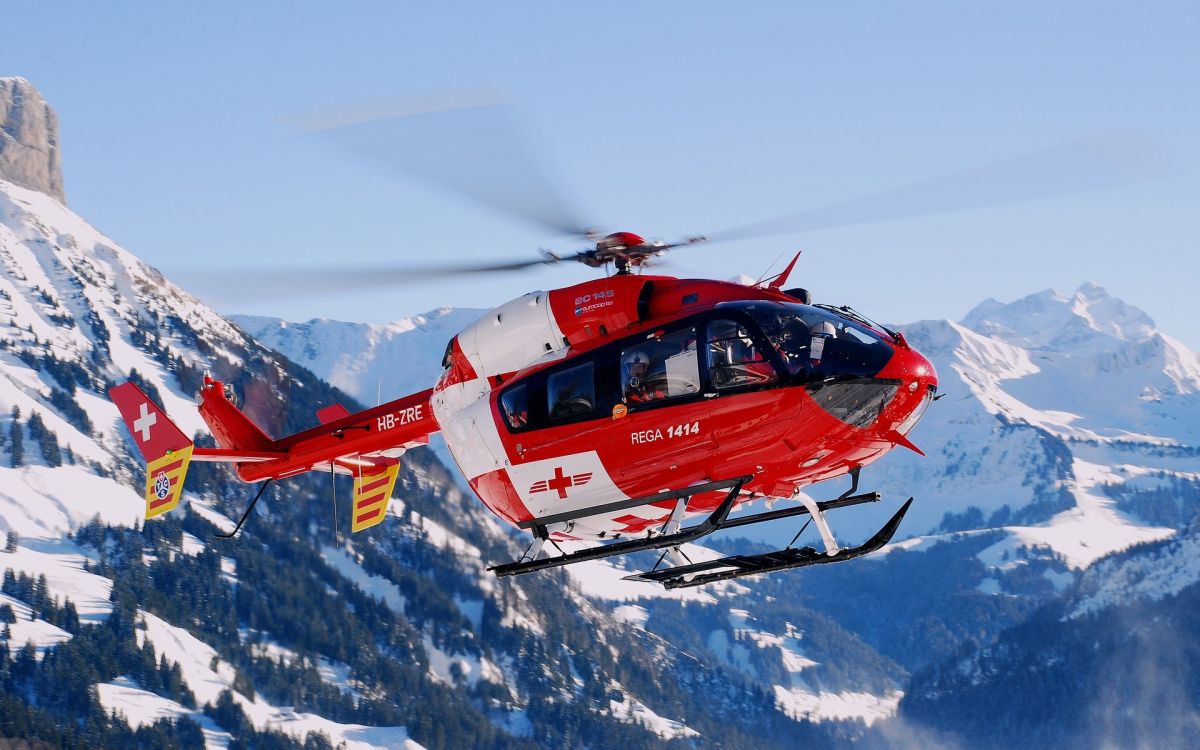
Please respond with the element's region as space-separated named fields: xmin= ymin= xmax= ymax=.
xmin=746 ymin=303 xmax=893 ymax=380
xmin=706 ymin=319 xmax=778 ymax=390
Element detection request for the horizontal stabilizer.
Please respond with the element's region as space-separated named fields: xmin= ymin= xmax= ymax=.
xmin=351 ymin=460 xmax=400 ymax=532
xmin=191 ymin=448 xmax=287 ymax=463
xmin=317 ymin=403 xmax=351 ymax=424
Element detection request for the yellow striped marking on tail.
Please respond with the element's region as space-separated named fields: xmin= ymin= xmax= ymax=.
xmin=144 ymin=445 xmax=194 ymax=518
xmin=351 ymin=463 xmax=399 ymax=532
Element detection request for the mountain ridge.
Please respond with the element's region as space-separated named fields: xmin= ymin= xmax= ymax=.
xmin=0 ymin=172 xmax=915 ymax=748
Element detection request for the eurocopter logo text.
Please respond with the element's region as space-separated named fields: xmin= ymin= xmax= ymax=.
xmin=574 ymin=290 xmax=615 ymax=315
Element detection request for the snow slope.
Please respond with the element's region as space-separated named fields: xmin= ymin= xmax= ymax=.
xmin=0 ymin=177 xmax=434 ymax=746
xmin=136 ymin=611 xmax=424 ymax=750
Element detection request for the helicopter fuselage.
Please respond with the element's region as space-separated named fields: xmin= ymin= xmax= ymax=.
xmin=433 ymin=274 xmax=937 ymax=540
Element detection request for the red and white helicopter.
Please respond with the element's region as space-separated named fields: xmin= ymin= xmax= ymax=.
xmin=108 ymin=110 xmax=1155 ymax=588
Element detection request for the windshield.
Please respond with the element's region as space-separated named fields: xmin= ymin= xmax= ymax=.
xmin=743 ymin=302 xmax=894 ymax=381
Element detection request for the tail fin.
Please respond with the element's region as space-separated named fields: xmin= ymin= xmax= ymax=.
xmin=108 ymin=382 xmax=194 ymax=518
xmin=197 ymin=375 xmax=274 ymax=451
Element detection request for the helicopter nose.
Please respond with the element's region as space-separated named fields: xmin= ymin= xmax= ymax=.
xmin=872 ymin=341 xmax=938 ymax=447
xmin=878 ymin=338 xmax=938 ymax=392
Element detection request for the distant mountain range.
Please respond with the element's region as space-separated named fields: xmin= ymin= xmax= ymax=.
xmin=2 ymin=75 xmax=1198 ymax=749
xmin=232 ymin=309 xmax=481 ymax=405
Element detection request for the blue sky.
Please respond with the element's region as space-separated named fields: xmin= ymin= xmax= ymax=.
xmin=5 ymin=2 xmax=1199 ymax=346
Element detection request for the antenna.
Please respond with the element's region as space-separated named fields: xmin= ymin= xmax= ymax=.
xmin=754 ymin=249 xmax=788 ymax=285
xmin=331 ymin=463 xmax=340 ymax=548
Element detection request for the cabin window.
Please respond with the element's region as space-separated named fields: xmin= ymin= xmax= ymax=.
xmin=500 ymin=384 xmax=528 ymax=430
xmin=747 ymin=304 xmax=892 ymax=380
xmin=548 ymin=363 xmax=595 ymax=420
xmin=706 ymin=318 xmax=778 ymax=390
xmin=620 ymin=328 xmax=700 ymax=404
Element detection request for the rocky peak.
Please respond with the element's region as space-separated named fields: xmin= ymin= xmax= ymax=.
xmin=0 ymin=77 xmax=65 ymax=202
xmin=961 ymin=282 xmax=1157 ymax=353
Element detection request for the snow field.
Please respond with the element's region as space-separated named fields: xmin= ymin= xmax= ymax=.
xmin=0 ymin=537 xmax=113 ymax=622
xmin=709 ymin=608 xmax=901 ymax=726
xmin=0 ymin=591 xmax=71 ymax=657
xmin=773 ymin=686 xmax=902 ymax=726
xmin=608 ymin=692 xmax=700 ymax=739
xmin=138 ymin=611 xmax=425 ymax=750
xmin=97 ymin=676 xmax=232 ymax=750
xmin=0 ymin=465 xmax=144 ymax=539
xmin=978 ymin=459 xmax=1174 ymax=570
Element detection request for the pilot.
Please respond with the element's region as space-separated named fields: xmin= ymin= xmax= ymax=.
xmin=623 ymin=350 xmax=664 ymax=403
xmin=808 ymin=319 xmax=837 ymax=367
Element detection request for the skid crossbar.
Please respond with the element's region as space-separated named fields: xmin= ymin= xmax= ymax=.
xmin=490 ymin=476 xmax=753 ymax=577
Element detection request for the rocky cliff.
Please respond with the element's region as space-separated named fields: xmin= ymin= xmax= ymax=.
xmin=0 ymin=77 xmax=64 ymax=203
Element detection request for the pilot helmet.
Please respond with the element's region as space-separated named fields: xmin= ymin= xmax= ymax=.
xmin=623 ymin=349 xmax=651 ymax=376
xmin=810 ymin=320 xmax=837 ymax=337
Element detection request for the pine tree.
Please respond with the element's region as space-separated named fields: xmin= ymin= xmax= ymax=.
xmin=8 ymin=406 xmax=23 ymax=468
xmin=26 ymin=412 xmax=62 ymax=467
xmin=5 ymin=530 xmax=17 ymax=553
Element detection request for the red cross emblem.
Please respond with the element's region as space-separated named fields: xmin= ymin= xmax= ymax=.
xmin=529 ymin=467 xmax=593 ymax=500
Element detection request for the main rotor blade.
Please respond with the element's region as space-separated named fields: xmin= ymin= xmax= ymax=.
xmin=302 ymin=94 xmax=593 ymax=238
xmin=176 ymin=255 xmax=566 ymax=304
xmin=703 ymin=132 xmax=1171 ymax=243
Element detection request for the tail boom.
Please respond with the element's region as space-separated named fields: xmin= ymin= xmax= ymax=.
xmin=110 ymin=375 xmax=439 ymax=534
xmin=231 ymin=387 xmax=437 ymax=483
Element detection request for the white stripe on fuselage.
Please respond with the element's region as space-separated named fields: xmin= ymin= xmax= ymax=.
xmin=506 ymin=451 xmax=627 ymax=520
xmin=432 ymin=378 xmax=507 ymax=480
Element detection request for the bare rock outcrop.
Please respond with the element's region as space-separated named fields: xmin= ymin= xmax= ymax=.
xmin=0 ymin=77 xmax=65 ymax=202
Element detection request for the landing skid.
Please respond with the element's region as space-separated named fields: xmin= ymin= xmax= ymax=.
xmin=488 ymin=473 xmax=911 ymax=587
xmin=625 ymin=498 xmax=912 ymax=589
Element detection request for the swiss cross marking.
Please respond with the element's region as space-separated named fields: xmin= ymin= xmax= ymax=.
xmin=528 ymin=467 xmax=593 ymax=500
xmin=545 ymin=467 xmax=573 ymax=499
xmin=134 ymin=403 xmax=157 ymax=442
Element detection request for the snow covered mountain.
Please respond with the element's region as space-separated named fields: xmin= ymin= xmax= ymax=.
xmin=0 ymin=142 xmax=905 ymax=747
xmin=3 ymin=76 xmax=1197 ymax=748
xmin=231 ymin=309 xmax=482 ymax=404
xmin=898 ymin=519 xmax=1200 ymax=749
xmin=0 ymin=175 xmax=432 ymax=748
xmin=865 ymin=283 xmax=1199 ymax=566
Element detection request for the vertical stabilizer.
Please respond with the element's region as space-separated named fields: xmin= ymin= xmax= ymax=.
xmin=108 ymin=382 xmax=194 ymax=518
